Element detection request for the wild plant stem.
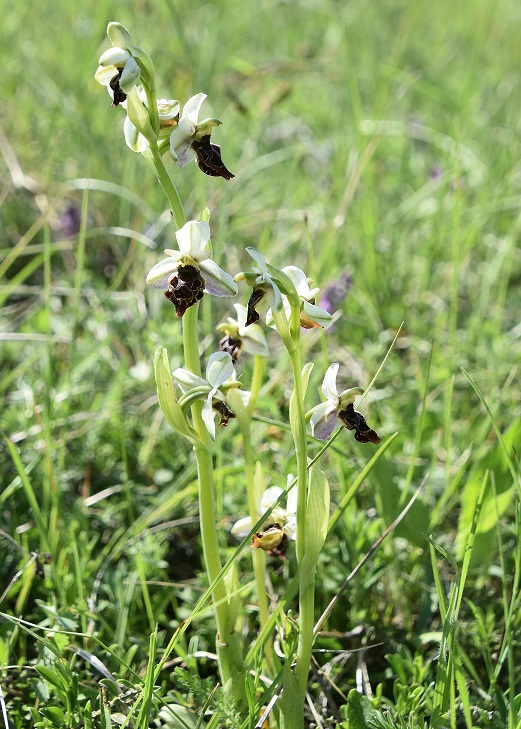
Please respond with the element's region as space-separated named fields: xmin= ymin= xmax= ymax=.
xmin=148 ymin=155 xmax=245 ymax=701
xmin=280 ymin=313 xmax=316 ymax=728
xmin=148 ymin=144 xmax=186 ymax=229
xmin=240 ymin=355 xmax=274 ymax=672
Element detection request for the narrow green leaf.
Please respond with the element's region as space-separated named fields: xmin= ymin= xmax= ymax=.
xmin=35 ymin=665 xmax=67 ymax=691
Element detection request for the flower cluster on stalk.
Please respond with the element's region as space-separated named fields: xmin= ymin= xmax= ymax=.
xmin=95 ymin=21 xmax=383 ymax=563
xmin=95 ymin=23 xmax=234 ymax=179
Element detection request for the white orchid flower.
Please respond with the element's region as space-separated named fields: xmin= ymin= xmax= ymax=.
xmin=146 ymin=220 xmax=238 ymax=317
xmin=217 ymin=303 xmax=269 ymax=361
xmin=310 ymin=363 xmax=363 ymax=440
xmin=266 ymin=266 xmax=333 ymax=330
xmin=124 ymin=93 xmax=180 ymax=152
xmin=168 ymin=94 xmax=234 ymax=179
xmin=238 ymin=248 xmax=284 ymax=326
xmin=94 ymin=23 xmax=141 ymax=107
xmin=231 ymin=478 xmax=297 ymax=544
xmin=310 ymin=363 xmax=381 ymax=444
xmin=173 ymin=352 xmax=235 ymax=439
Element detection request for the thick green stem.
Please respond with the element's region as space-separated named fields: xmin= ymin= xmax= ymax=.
xmin=279 ymin=308 xmax=317 ymax=728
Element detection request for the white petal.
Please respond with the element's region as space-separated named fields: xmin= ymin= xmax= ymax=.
xmin=169 ymin=127 xmax=186 ymax=153
xmin=206 ymin=352 xmax=234 ymax=388
xmin=146 ymin=257 xmax=178 ymax=289
xmin=202 ymin=395 xmax=216 ymax=439
xmin=176 ymin=220 xmax=211 ymax=258
xmin=231 ymin=516 xmax=254 ymax=538
xmin=124 ymin=115 xmax=148 ymax=153
xmin=200 ymin=260 xmax=238 ymax=297
xmin=172 ymin=367 xmax=209 ymax=392
xmin=282 ymin=266 xmax=310 ymax=297
xmin=260 ymin=486 xmax=283 ymax=512
xmin=268 ymin=282 xmax=284 ymax=313
xmin=176 ymin=141 xmax=195 ymax=167
xmin=322 ymin=363 xmax=340 ymax=402
xmin=284 ymin=517 xmax=297 ymax=540
xmin=310 ymin=402 xmax=338 ymax=440
xmin=182 ymin=93 xmax=207 ymax=124
xmin=242 ymin=324 xmax=269 ymax=356
xmin=157 ymin=98 xmax=180 ymax=119
xmin=246 ymin=247 xmax=269 ymax=277
xmin=286 ymin=477 xmax=298 ymax=516
xmin=107 ymin=22 xmax=132 ymax=48
xmin=234 ymin=303 xmax=248 ymax=329
xmin=119 ymin=57 xmax=141 ymax=92
xmin=98 ymin=47 xmax=130 ymax=67
xmin=94 ymin=64 xmax=118 ymax=86
xmin=302 ymin=301 xmax=333 ymax=329
xmin=235 ymin=389 xmax=251 ymax=408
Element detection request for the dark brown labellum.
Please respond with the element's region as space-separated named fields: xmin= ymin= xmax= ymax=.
xmin=212 ymin=399 xmax=236 ymax=427
xmin=164 ymin=265 xmax=205 ymax=317
xmin=338 ymin=402 xmax=381 ymax=444
xmin=34 ymin=551 xmax=52 ymax=579
xmin=110 ymin=68 xmax=127 ymax=107
xmin=219 ymin=334 xmax=242 ymax=363
xmin=245 ymin=288 xmax=266 ymax=326
xmin=191 ymin=135 xmax=235 ymax=180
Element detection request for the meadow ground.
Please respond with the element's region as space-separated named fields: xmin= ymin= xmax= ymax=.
xmin=1 ymin=0 xmax=520 ymax=727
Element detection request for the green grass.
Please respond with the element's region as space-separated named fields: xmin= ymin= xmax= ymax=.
xmin=1 ymin=0 xmax=520 ymax=726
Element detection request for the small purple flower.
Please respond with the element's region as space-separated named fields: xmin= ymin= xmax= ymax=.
xmin=319 ymin=271 xmax=352 ymax=314
xmin=60 ymin=204 xmax=82 ymax=237
xmin=429 ymin=163 xmax=443 ymax=181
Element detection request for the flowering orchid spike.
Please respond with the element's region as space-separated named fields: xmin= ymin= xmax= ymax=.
xmin=146 ymin=220 xmax=238 ymax=316
xmin=169 ymin=94 xmax=234 ymax=179
xmin=217 ymin=304 xmax=269 ymax=361
xmin=311 ymin=363 xmax=380 ymax=443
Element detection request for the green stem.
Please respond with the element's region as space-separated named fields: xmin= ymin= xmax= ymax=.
xmin=147 ymin=153 xmax=245 ymax=702
xmin=239 ymin=356 xmax=274 ymax=672
xmin=182 ymin=306 xmax=246 ymax=703
xmin=279 ymin=307 xmax=316 ymax=728
xmin=148 ymin=144 xmax=186 ymax=229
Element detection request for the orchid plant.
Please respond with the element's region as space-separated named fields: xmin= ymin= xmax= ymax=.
xmin=95 ymin=21 xmax=382 ymax=729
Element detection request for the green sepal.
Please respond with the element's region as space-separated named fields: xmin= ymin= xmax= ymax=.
xmin=199 ymin=207 xmax=211 ymax=223
xmin=126 ymin=87 xmax=156 ymax=145
xmin=154 ymin=347 xmax=203 ymax=446
xmin=300 ymin=362 xmax=314 ymax=397
xmin=107 ymin=22 xmax=132 ymax=48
